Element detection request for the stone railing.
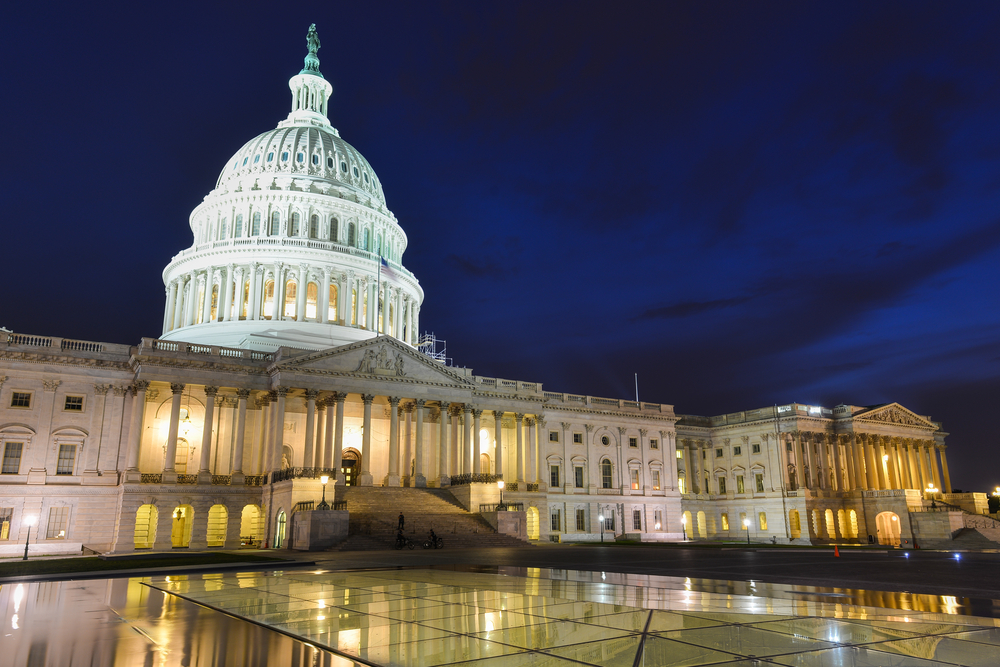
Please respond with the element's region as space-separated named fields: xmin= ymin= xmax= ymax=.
xmin=1 ymin=331 xmax=131 ymax=356
xmin=862 ymin=489 xmax=908 ymax=498
xmin=176 ymin=474 xmax=198 ymax=484
xmin=244 ymin=475 xmax=266 ymax=487
xmin=268 ymin=466 xmax=338 ymax=484
xmin=479 ymin=502 xmax=524 ymax=512
xmin=449 ymin=473 xmax=503 ymax=486
xmin=138 ymin=338 xmax=274 ymax=363
xmin=526 ymin=483 xmax=540 ymax=492
xmin=140 ymin=473 xmax=162 ymax=484
xmin=211 ymin=475 xmax=232 ymax=485
xmin=538 ymin=390 xmax=675 ymax=415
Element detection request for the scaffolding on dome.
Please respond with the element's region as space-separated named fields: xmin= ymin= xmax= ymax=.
xmin=418 ymin=332 xmax=452 ymax=366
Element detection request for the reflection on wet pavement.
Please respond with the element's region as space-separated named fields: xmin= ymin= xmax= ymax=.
xmin=2 ymin=566 xmax=998 ymax=666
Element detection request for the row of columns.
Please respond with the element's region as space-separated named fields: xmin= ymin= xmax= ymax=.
xmin=163 ymin=263 xmax=419 ymax=345
xmin=677 ymin=432 xmax=951 ymax=496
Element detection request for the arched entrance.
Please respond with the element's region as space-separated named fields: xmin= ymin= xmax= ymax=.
xmin=696 ymin=511 xmax=707 ymax=538
xmin=526 ymin=507 xmax=540 ymax=540
xmin=171 ymin=505 xmax=193 ymax=547
xmin=134 ymin=504 xmax=158 ymax=549
xmin=341 ymin=450 xmax=359 ymax=486
xmin=788 ymin=509 xmax=801 ymax=539
xmin=240 ymin=505 xmax=263 ymax=547
xmin=207 ymin=505 xmax=228 ymax=547
xmin=876 ymin=511 xmax=901 ymax=546
xmin=480 ymin=453 xmax=491 ymax=474
xmin=274 ymin=510 xmax=287 ymax=548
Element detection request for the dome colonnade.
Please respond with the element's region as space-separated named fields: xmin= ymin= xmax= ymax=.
xmin=161 ymin=24 xmax=421 ymax=352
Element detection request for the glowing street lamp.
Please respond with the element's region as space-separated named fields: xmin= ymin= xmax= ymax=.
xmin=317 ymin=475 xmax=330 ymax=509
xmin=22 ymin=515 xmax=36 ymax=561
xmin=599 ymin=513 xmax=605 ymax=543
xmin=743 ymin=518 xmax=751 ymax=545
xmin=497 ymin=479 xmax=505 ymax=510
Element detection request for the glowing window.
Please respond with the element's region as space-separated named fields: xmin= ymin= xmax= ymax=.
xmin=262 ymin=280 xmax=274 ymax=319
xmin=328 ymin=285 xmax=338 ymax=321
xmin=721 ymin=513 xmax=729 ymax=530
xmin=630 ymin=469 xmax=639 ymax=490
xmin=652 ymin=470 xmax=660 ymax=490
xmin=284 ymin=281 xmax=297 ymax=319
xmin=306 ymin=283 xmax=318 ymax=319
xmin=46 ymin=507 xmax=69 ymax=539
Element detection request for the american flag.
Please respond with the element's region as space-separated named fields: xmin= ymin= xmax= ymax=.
xmin=380 ymin=256 xmax=399 ymax=282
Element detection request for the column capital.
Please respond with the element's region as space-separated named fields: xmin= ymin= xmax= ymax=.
xmin=463 ymin=403 xmax=473 ymax=414
xmin=403 ymin=401 xmax=414 ymax=413
xmin=170 ymin=383 xmax=185 ymax=394
xmin=131 ymin=380 xmax=151 ymax=395
xmin=561 ymin=421 xmax=572 ymax=431
xmin=275 ymin=387 xmax=289 ymax=398
xmin=493 ymin=409 xmax=503 ymax=418
xmin=659 ymin=430 xmax=669 ymax=440
xmin=362 ymin=394 xmax=375 ymax=404
xmin=536 ymin=419 xmax=546 ymax=429
xmin=388 ymin=396 xmax=401 ymax=407
xmin=471 ymin=408 xmax=483 ymax=418
xmin=414 ymin=399 xmax=426 ymax=409
xmin=525 ymin=417 xmax=535 ymax=427
xmin=204 ymin=386 xmax=220 ymax=397
xmin=617 ymin=426 xmax=626 ymax=436
xmin=639 ymin=428 xmax=648 ymax=437
xmin=585 ymin=424 xmax=594 ymax=432
xmin=330 ymin=391 xmax=347 ymax=404
xmin=236 ymin=388 xmax=251 ymax=399
xmin=440 ymin=400 xmax=451 ymax=411
xmin=514 ymin=413 xmax=525 ymax=422
xmin=305 ymin=389 xmax=319 ymax=401
xmin=94 ymin=384 xmax=111 ymax=396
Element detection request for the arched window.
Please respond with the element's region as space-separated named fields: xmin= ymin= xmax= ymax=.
xmin=234 ymin=214 xmax=243 ymax=238
xmin=171 ymin=505 xmax=193 ymax=548
xmin=282 ymin=444 xmax=293 ymax=469
xmin=328 ymin=285 xmax=338 ymax=321
xmin=329 ymin=216 xmax=338 ymax=241
xmin=262 ymin=280 xmax=275 ymax=320
xmin=351 ymin=289 xmax=357 ymax=326
xmin=347 ymin=222 xmax=356 ymax=246
xmin=270 ymin=211 xmax=280 ymax=236
xmin=363 ymin=228 xmax=370 ymax=251
xmin=601 ymin=459 xmax=613 ymax=489
xmin=309 ymin=214 xmax=319 ymax=239
xmin=290 ymin=212 xmax=300 ymax=236
xmin=207 ymin=505 xmax=228 ymax=547
xmin=252 ymin=211 xmax=261 ymax=236
xmin=133 ymin=504 xmax=158 ymax=549
xmin=240 ymin=505 xmax=263 ymax=547
xmin=219 ymin=217 xmax=228 ymax=240
xmin=274 ymin=510 xmax=286 ymax=548
xmin=376 ymin=233 xmax=382 ymax=255
xmin=306 ymin=282 xmax=318 ymax=319
xmin=284 ymin=280 xmax=297 ymax=319
xmin=240 ymin=281 xmax=250 ymax=319
xmin=210 ymin=285 xmax=219 ymax=321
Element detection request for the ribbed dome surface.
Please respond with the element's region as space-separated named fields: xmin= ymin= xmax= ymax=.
xmin=216 ymin=125 xmax=386 ymax=207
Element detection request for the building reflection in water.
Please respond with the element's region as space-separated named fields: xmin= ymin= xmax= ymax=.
xmin=0 ymin=577 xmax=353 ymax=666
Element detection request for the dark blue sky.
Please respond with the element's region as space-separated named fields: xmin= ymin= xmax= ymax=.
xmin=2 ymin=2 xmax=998 ymax=493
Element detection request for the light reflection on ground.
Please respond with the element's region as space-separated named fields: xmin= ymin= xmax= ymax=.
xmin=2 ymin=567 xmax=998 ymax=666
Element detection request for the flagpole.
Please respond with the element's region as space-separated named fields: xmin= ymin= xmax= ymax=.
xmin=376 ymin=254 xmax=381 ymax=336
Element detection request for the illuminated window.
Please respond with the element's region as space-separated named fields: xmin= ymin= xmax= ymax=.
xmin=306 ymin=283 xmax=318 ymax=319
xmin=328 ymin=285 xmax=338 ymax=321
xmin=630 ymin=469 xmax=639 ymax=490
xmin=601 ymin=460 xmax=612 ymax=489
xmin=0 ymin=508 xmax=11 ymax=540
xmin=721 ymin=513 xmax=729 ymax=530
xmin=676 ymin=450 xmax=683 ymax=458
xmin=736 ymin=475 xmax=745 ymax=494
xmin=262 ymin=280 xmax=275 ymax=319
xmin=652 ymin=470 xmax=660 ymax=491
xmin=755 ymin=473 xmax=764 ymax=492
xmin=64 ymin=396 xmax=84 ymax=412
xmin=759 ymin=512 xmax=768 ymax=531
xmin=351 ymin=289 xmax=357 ymax=325
xmin=284 ymin=281 xmax=297 ymax=319
xmin=10 ymin=392 xmax=31 ymax=408
xmin=56 ymin=445 xmax=76 ymax=474
xmin=210 ymin=284 xmax=219 ymax=321
xmin=2 ymin=443 xmax=23 ymax=474
xmin=46 ymin=507 xmax=69 ymax=539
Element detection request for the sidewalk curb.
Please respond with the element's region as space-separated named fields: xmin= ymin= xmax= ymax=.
xmin=0 ymin=559 xmax=317 ymax=584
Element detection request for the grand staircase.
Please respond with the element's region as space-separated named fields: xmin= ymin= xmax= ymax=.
xmin=331 ymin=486 xmax=530 ymax=551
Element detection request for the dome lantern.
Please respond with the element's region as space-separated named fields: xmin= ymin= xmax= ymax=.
xmin=286 ymin=24 xmax=334 ymax=127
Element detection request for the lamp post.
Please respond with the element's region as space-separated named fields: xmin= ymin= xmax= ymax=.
xmin=599 ymin=513 xmax=605 ymax=543
xmin=317 ymin=475 xmax=330 ymax=509
xmin=497 ymin=479 xmax=505 ymax=510
xmin=743 ymin=518 xmax=751 ymax=545
xmin=22 ymin=515 xmax=36 ymax=561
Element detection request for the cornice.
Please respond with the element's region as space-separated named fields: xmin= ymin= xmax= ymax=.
xmin=0 ymin=351 xmax=132 ymax=372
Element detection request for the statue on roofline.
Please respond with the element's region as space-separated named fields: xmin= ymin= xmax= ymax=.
xmin=306 ymin=23 xmax=320 ymax=55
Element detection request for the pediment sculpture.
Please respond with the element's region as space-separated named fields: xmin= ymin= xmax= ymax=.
xmin=356 ymin=345 xmax=406 ymax=377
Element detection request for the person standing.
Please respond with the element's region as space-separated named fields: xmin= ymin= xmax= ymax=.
xmin=398 ymin=513 xmax=405 ymax=531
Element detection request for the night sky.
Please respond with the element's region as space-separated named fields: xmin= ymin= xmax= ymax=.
xmin=3 ymin=3 xmax=998 ymax=493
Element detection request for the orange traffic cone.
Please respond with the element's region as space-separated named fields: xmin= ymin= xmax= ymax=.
xmin=834 ymin=545 xmax=840 ymax=557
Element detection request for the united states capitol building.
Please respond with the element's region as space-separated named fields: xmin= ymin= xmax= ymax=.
xmin=0 ymin=27 xmax=980 ymax=555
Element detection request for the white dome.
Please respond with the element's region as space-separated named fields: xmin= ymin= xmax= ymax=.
xmin=159 ymin=24 xmax=423 ymax=353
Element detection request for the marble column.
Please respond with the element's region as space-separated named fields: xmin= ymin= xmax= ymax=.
xmin=929 ymin=443 xmax=942 ymax=490
xmin=885 ymin=439 xmax=900 ymax=489
xmin=438 ymin=402 xmax=451 ymax=486
xmin=874 ymin=437 xmax=888 ymax=489
xmin=248 ymin=263 xmax=260 ymax=320
xmin=221 ymin=264 xmax=235 ymax=322
xmin=172 ymin=278 xmax=185 ymax=331
xmin=864 ymin=435 xmax=879 ymax=489
xmin=198 ymin=386 xmax=219 ymax=484
xmin=514 ymin=413 xmax=525 ymax=483
xmin=231 ymin=389 xmax=249 ymax=483
xmin=682 ymin=441 xmax=692 ymax=493
xmin=803 ymin=433 xmax=815 ymax=490
xmin=535 ymin=419 xmax=546 ymax=485
xmin=164 ymin=281 xmax=178 ymax=331
xmin=386 ymin=396 xmax=401 ymax=487
xmin=271 ymin=388 xmax=287 ymax=472
xmin=303 ymin=389 xmax=318 ymax=470
xmin=332 ymin=392 xmax=346 ymax=484
xmin=255 ymin=395 xmax=270 ymax=474
xmin=526 ymin=418 xmax=537 ymax=486
xmin=939 ymin=445 xmax=952 ymax=493
xmin=162 ymin=383 xmax=185 ymax=483
xmin=493 ymin=410 xmax=504 ymax=479
xmin=124 ymin=380 xmax=150 ymax=482
xmin=323 ymin=396 xmax=335 ymax=469
xmin=314 ymin=400 xmax=326 ymax=468
xmin=360 ymin=394 xmax=374 ymax=486
xmin=472 ymin=409 xmax=483 ymax=475
xmin=414 ymin=399 xmax=426 ymax=487
xmin=319 ymin=269 xmax=330 ymax=323
xmin=831 ymin=435 xmax=843 ymax=491
xmin=198 ymin=273 xmax=211 ymax=324
xmin=402 ymin=403 xmax=413 ymax=484
xmin=295 ymin=264 xmax=308 ymax=321
xmin=463 ymin=405 xmax=473 ymax=476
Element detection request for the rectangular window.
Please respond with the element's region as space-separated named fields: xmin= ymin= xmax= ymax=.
xmin=56 ymin=445 xmax=76 ymax=475
xmin=679 ymin=477 xmax=686 ymax=494
xmin=551 ymin=509 xmax=561 ymax=532
xmin=550 ymin=465 xmax=560 ymax=488
xmin=759 ymin=512 xmax=768 ymax=531
xmin=718 ymin=476 xmax=727 ymax=494
xmin=573 ymin=432 xmax=583 ymax=444
xmin=752 ymin=443 xmax=761 ymax=454
xmin=574 ymin=466 xmax=584 ymax=488
xmin=733 ymin=446 xmax=742 ymax=456
xmin=604 ymin=514 xmax=615 ymax=531
xmin=630 ymin=469 xmax=640 ymax=490
xmin=2 ymin=443 xmax=23 ymax=474
xmin=740 ymin=511 xmax=747 ymax=530
xmin=715 ymin=448 xmax=723 ymax=458
xmin=736 ymin=475 xmax=745 ymax=494
xmin=676 ymin=450 xmax=683 ymax=458
xmin=633 ymin=509 xmax=642 ymax=531
xmin=652 ymin=470 xmax=661 ymax=491
xmin=721 ymin=513 xmax=729 ymax=531
xmin=576 ymin=508 xmax=586 ymax=531
xmin=10 ymin=392 xmax=31 ymax=408
xmin=548 ymin=431 xmax=559 ymax=442
xmin=46 ymin=507 xmax=69 ymax=539
xmin=602 ymin=463 xmax=613 ymax=489
xmin=629 ymin=437 xmax=638 ymax=448
xmin=786 ymin=441 xmax=793 ymax=452
xmin=0 ymin=508 xmax=11 ymax=540
xmin=755 ymin=473 xmax=765 ymax=492
xmin=650 ymin=439 xmax=658 ymax=449
xmin=654 ymin=510 xmax=662 ymax=530
xmin=64 ymin=396 xmax=84 ymax=412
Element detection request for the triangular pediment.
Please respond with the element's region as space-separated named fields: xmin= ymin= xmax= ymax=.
xmin=273 ymin=336 xmax=474 ymax=387
xmin=852 ymin=403 xmax=937 ymax=429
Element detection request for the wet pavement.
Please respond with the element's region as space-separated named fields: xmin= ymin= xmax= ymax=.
xmin=3 ymin=562 xmax=999 ymax=666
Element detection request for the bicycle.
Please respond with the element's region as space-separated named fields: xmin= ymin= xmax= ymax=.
xmin=422 ymin=536 xmax=444 ymax=549
xmin=394 ymin=534 xmax=416 ymax=550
